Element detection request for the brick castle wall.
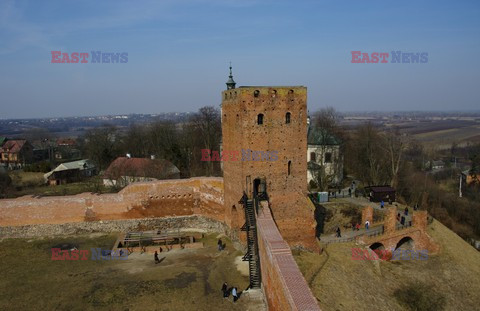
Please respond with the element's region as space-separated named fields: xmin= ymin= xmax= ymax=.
xmin=256 ymin=201 xmax=321 ymax=310
xmin=0 ymin=177 xmax=225 ymax=227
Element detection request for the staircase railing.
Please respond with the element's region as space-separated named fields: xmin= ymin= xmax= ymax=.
xmin=240 ymin=193 xmax=262 ymax=289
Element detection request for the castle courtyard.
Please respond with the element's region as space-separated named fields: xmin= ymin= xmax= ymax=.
xmin=0 ymin=232 xmax=266 ymax=311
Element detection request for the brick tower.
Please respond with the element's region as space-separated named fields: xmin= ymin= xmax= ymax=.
xmin=221 ymin=69 xmax=316 ymax=249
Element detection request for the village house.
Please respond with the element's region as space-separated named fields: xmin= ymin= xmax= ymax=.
xmin=307 ymin=123 xmax=343 ymax=188
xmin=103 ymin=156 xmax=180 ymax=187
xmin=43 ymin=159 xmax=96 ymax=185
xmin=461 ymin=169 xmax=480 ymax=186
xmin=0 ymin=139 xmax=34 ymax=169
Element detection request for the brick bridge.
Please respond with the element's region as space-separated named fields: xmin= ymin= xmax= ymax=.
xmin=358 ymin=206 xmax=439 ymax=254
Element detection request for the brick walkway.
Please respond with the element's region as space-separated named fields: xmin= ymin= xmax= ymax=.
xmin=257 ymin=206 xmax=321 ymax=311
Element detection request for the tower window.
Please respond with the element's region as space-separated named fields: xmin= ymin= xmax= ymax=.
xmin=272 ymin=90 xmax=277 ymax=97
xmin=286 ymin=112 xmax=291 ymax=124
xmin=289 ymin=89 xmax=294 ymax=94
xmin=325 ymin=152 xmax=332 ymax=163
xmin=254 ymin=90 xmax=260 ymax=97
xmin=257 ymin=114 xmax=264 ymax=125
xmin=310 ymin=152 xmax=316 ymax=162
xmin=288 ymin=161 xmax=292 ymax=176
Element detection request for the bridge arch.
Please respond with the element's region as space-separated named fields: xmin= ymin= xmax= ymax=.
xmin=369 ymin=242 xmax=385 ymax=251
xmin=395 ymin=236 xmax=414 ymax=250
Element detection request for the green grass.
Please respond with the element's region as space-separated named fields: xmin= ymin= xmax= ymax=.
xmin=0 ymin=233 xmax=257 ymax=311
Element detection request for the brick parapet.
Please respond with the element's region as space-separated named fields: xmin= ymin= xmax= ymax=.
xmin=361 ymin=206 xmax=373 ymax=225
xmin=0 ymin=177 xmax=225 ymax=227
xmin=384 ymin=207 xmax=397 ymax=234
xmin=257 ymin=204 xmax=321 ymax=311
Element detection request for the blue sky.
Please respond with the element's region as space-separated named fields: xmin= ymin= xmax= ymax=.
xmin=0 ymin=0 xmax=479 ymax=118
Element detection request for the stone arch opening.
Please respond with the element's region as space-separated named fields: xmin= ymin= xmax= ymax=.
xmin=395 ymin=236 xmax=414 ymax=250
xmin=369 ymin=242 xmax=385 ymax=251
xmin=253 ymin=178 xmax=266 ymax=197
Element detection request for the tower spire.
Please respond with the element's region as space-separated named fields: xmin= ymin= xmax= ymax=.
xmin=226 ymin=62 xmax=236 ymax=90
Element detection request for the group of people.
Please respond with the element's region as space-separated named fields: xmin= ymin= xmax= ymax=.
xmin=221 ymin=282 xmax=239 ymax=302
xmin=351 ymin=223 xmax=361 ymax=231
xmin=336 ymin=220 xmax=370 ymax=238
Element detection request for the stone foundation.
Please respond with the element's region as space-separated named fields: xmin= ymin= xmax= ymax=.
xmin=0 ymin=215 xmax=228 ymax=239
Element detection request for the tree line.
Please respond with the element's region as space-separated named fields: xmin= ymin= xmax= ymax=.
xmin=79 ymin=106 xmax=222 ymax=178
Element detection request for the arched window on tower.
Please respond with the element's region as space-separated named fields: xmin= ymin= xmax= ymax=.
xmin=257 ymin=114 xmax=264 ymax=125
xmin=286 ymin=112 xmax=291 ymax=124
xmin=310 ymin=152 xmax=316 ymax=162
xmin=288 ymin=160 xmax=292 ymax=176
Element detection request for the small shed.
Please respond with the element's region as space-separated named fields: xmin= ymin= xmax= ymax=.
xmin=365 ymin=186 xmax=396 ymax=203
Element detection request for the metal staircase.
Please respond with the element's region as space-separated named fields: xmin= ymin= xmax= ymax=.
xmin=240 ymin=194 xmax=261 ymax=288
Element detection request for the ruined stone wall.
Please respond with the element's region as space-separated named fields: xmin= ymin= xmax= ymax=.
xmin=0 ymin=177 xmax=225 ymax=228
xmin=256 ymin=201 xmax=321 ymax=311
xmin=222 ymin=86 xmax=316 ymax=248
xmin=0 ymin=215 xmax=228 ymax=239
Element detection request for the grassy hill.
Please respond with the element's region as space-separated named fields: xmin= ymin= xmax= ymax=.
xmin=294 ymin=219 xmax=480 ymax=311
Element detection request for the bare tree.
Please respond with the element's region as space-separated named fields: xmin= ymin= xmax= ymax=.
xmin=190 ymin=106 xmax=221 ymax=176
xmin=348 ymin=123 xmax=389 ymax=186
xmin=309 ymin=107 xmax=344 ymax=189
xmin=84 ymin=125 xmax=120 ymax=171
xmin=381 ymin=128 xmax=407 ymax=188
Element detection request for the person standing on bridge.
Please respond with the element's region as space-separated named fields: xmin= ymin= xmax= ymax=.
xmin=365 ymin=220 xmax=370 ymax=230
xmin=336 ymin=227 xmax=342 ymax=238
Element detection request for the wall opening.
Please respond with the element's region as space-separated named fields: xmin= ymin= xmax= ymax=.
xmin=253 ymin=178 xmax=266 ymax=197
xmin=310 ymin=152 xmax=316 ymax=162
xmin=257 ymin=114 xmax=264 ymax=125
xmin=286 ymin=112 xmax=291 ymax=124
xmin=254 ymin=90 xmax=260 ymax=97
xmin=395 ymin=236 xmax=414 ymax=250
xmin=370 ymin=242 xmax=385 ymax=251
xmin=325 ymin=152 xmax=332 ymax=163
xmin=288 ymin=161 xmax=291 ymax=176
